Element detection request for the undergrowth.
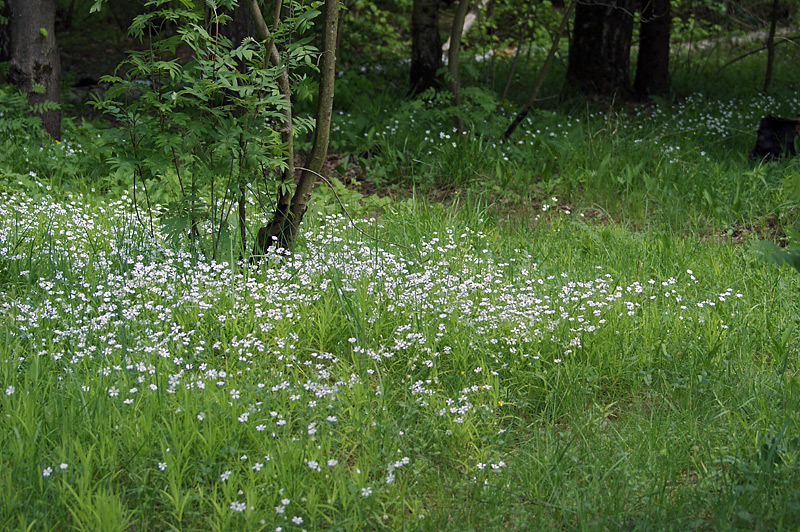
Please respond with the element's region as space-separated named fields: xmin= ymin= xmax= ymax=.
xmin=1 ymin=37 xmax=800 ymax=532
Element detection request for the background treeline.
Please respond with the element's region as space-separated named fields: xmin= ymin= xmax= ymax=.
xmin=2 ymin=0 xmax=798 ymax=136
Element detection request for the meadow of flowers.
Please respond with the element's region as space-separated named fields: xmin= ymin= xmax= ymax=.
xmin=2 ymin=171 xmax=798 ymax=530
xmin=3 ymin=49 xmax=800 ymax=527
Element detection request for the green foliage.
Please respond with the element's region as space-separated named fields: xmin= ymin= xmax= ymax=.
xmin=4 ymin=8 xmax=800 ymax=529
xmin=752 ymin=160 xmax=800 ymax=275
xmin=0 ymin=85 xmax=113 ymax=193
xmin=464 ymin=0 xmax=564 ymax=53
xmin=92 ymin=0 xmax=321 ymax=258
xmin=337 ymin=0 xmax=412 ymax=68
xmin=752 ymin=236 xmax=800 ymax=274
xmin=2 ymin=185 xmax=800 ymax=530
xmin=672 ymin=0 xmax=727 ymax=21
xmin=326 ymin=44 xmax=800 ymax=235
xmin=670 ymin=12 xmax=722 ymax=50
xmin=668 ymin=0 xmax=800 ymax=58
xmin=0 ymin=85 xmax=48 ymax=140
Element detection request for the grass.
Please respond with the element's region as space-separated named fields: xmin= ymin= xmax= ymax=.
xmin=334 ymin=45 xmax=800 ymax=235
xmin=2 ymin=45 xmax=800 ymax=531
xmin=1 ymin=192 xmax=799 ymax=530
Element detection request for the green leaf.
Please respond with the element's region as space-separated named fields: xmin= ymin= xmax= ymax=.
xmin=39 ymin=28 xmax=49 ymax=39
xmin=752 ymin=240 xmax=800 ymax=275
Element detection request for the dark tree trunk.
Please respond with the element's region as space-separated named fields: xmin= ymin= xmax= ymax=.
xmin=217 ymin=4 xmax=256 ymax=252
xmin=6 ymin=0 xmax=61 ymax=139
xmin=565 ymin=0 xmax=634 ymax=98
xmin=246 ymin=0 xmax=294 ymax=255
xmin=62 ymin=0 xmax=78 ymax=30
xmin=410 ymin=0 xmax=443 ymax=95
xmin=634 ymin=0 xmax=671 ymax=98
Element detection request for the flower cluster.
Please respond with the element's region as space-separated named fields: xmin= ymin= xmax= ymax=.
xmin=0 ymin=191 xmax=747 ymax=526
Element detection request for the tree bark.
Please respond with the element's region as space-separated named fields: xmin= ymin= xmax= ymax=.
xmin=410 ymin=0 xmax=443 ymax=96
xmin=6 ymin=0 xmax=61 ymax=139
xmin=0 ymin=2 xmax=11 ymax=65
xmin=254 ymin=0 xmax=339 ymax=255
xmin=219 ymin=2 xmax=256 ymax=48
xmin=565 ymin=0 xmax=634 ymax=98
xmin=634 ymin=0 xmax=671 ymax=98
xmin=218 ymin=3 xmax=257 ymax=252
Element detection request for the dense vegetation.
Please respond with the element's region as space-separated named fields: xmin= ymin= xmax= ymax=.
xmin=2 ymin=1 xmax=800 ymax=530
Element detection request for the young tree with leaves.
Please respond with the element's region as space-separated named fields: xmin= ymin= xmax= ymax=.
xmin=91 ymin=0 xmax=339 ymax=259
xmin=448 ymin=0 xmax=470 ymax=130
xmin=248 ymin=0 xmax=340 ymax=255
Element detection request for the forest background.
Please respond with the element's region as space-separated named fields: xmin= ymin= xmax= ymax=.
xmin=1 ymin=0 xmax=800 ymax=530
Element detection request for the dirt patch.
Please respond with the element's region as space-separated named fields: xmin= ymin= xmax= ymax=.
xmin=711 ymin=213 xmax=790 ymax=244
xmin=316 ymin=153 xmax=379 ymax=198
xmin=488 ymin=195 xmax=613 ymax=228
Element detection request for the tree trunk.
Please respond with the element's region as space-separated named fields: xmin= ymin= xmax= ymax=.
xmin=63 ymin=0 xmax=78 ymax=30
xmin=442 ymin=0 xmax=489 ymax=52
xmin=763 ymin=0 xmax=780 ymax=93
xmin=634 ymin=0 xmax=671 ymax=98
xmin=219 ymin=3 xmax=257 ymax=252
xmin=410 ymin=0 xmax=443 ymax=96
xmin=219 ymin=2 xmax=256 ymax=47
xmin=565 ymin=0 xmax=634 ymax=98
xmin=448 ymin=0 xmax=470 ymax=131
xmin=245 ymin=0 xmax=296 ymax=254
xmin=254 ymin=0 xmax=339 ymax=255
xmin=6 ymin=0 xmax=61 ymax=139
